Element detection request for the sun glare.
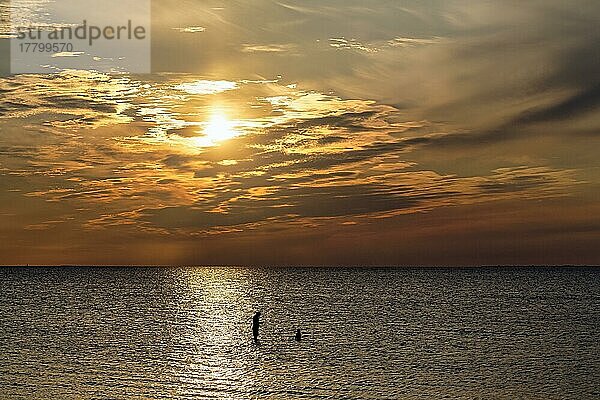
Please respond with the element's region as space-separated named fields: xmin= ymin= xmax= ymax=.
xmin=193 ymin=113 xmax=239 ymax=147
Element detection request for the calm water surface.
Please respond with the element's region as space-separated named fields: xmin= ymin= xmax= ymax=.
xmin=0 ymin=267 xmax=599 ymax=399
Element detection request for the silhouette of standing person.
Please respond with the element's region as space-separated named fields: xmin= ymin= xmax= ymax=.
xmin=295 ymin=328 xmax=302 ymax=342
xmin=252 ymin=312 xmax=261 ymax=340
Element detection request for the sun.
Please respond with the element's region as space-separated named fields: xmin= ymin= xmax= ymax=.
xmin=193 ymin=112 xmax=239 ymax=147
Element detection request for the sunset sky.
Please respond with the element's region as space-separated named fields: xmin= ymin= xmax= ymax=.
xmin=0 ymin=0 xmax=599 ymax=265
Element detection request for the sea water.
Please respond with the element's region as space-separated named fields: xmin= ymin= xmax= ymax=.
xmin=0 ymin=267 xmax=598 ymax=399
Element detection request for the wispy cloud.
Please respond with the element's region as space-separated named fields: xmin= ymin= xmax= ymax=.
xmin=172 ymin=26 xmax=206 ymax=33
xmin=241 ymin=44 xmax=296 ymax=53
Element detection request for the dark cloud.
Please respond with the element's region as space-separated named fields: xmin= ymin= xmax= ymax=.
xmin=512 ymin=83 xmax=600 ymax=126
xmin=403 ymin=82 xmax=600 ymax=149
xmin=142 ymin=183 xmax=435 ymax=230
xmin=291 ymin=111 xmax=379 ymax=131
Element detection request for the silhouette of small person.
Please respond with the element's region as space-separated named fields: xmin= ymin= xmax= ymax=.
xmin=252 ymin=312 xmax=261 ymax=340
xmin=295 ymin=329 xmax=302 ymax=341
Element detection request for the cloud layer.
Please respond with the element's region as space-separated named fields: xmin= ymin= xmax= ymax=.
xmin=0 ymin=0 xmax=598 ymax=265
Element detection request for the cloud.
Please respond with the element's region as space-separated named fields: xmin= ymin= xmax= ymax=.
xmin=172 ymin=26 xmax=206 ymax=33
xmin=174 ymin=80 xmax=239 ymax=95
xmin=0 ymin=70 xmax=584 ymax=238
xmin=0 ymin=71 xmax=136 ymax=127
xmin=329 ymin=38 xmax=377 ymax=53
xmin=52 ymin=52 xmax=85 ymax=58
xmin=387 ymin=37 xmax=441 ymax=47
xmin=241 ymin=44 xmax=296 ymax=53
xmin=511 ymin=83 xmax=600 ymax=126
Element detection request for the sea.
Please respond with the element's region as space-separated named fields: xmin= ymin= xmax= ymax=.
xmin=0 ymin=267 xmax=598 ymax=399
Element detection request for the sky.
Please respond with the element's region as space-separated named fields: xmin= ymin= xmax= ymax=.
xmin=0 ymin=0 xmax=599 ymax=266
